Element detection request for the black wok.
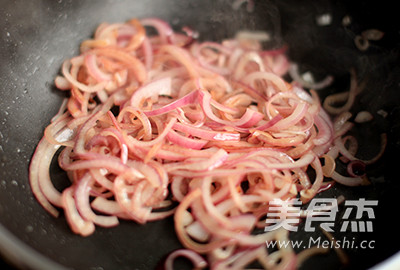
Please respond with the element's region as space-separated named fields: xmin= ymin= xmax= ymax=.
xmin=0 ymin=0 xmax=399 ymax=269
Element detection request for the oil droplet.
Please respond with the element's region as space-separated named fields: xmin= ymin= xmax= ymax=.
xmin=25 ymin=225 xmax=34 ymax=233
xmin=89 ymin=267 xmax=104 ymax=270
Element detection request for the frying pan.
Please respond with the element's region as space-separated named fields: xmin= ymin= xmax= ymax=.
xmin=0 ymin=0 xmax=399 ymax=269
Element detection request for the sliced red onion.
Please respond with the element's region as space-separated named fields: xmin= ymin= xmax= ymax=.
xmin=347 ymin=160 xmax=366 ymax=177
xmin=165 ymin=148 xmax=228 ymax=172
xmin=62 ymin=187 xmax=95 ymax=236
xmin=354 ymin=111 xmax=373 ymax=123
xmin=62 ymin=58 xmax=108 ymax=93
xmin=129 ymin=77 xmax=172 ymax=108
xmin=141 ymin=17 xmax=174 ymax=45
xmin=54 ymin=76 xmax=71 ymax=90
xmin=167 ymin=129 xmax=208 ymax=150
xmin=144 ymin=90 xmax=199 ymax=116
xmin=164 ymin=249 xmax=207 ymax=270
xmin=289 ymin=63 xmax=334 ymax=90
xmin=334 ymin=133 xmax=387 ymax=165
xmin=199 ymin=90 xmax=264 ymax=128
xmin=173 ymin=122 xmax=240 ymax=141
xmin=186 ymin=221 xmax=210 ymax=242
xmin=29 ymin=17 xmax=382 ymax=268
xmin=91 ymin=197 xmax=131 ymax=219
xmin=192 ymin=42 xmax=232 ymax=75
xmin=323 ymin=68 xmax=363 ymax=115
xmin=312 ymin=114 xmax=333 ymax=146
xmin=84 ymin=53 xmax=112 ymax=82
xmin=29 ymin=138 xmax=61 ymax=217
xmin=331 ymin=171 xmax=369 ymax=186
xmin=242 ymin=71 xmax=288 ymax=93
xmin=268 ymin=102 xmax=309 ymax=131
xmin=159 ymin=45 xmax=200 ymax=78
xmin=74 ymin=173 xmax=119 ymax=227
xmin=92 ymin=47 xmax=147 ymax=83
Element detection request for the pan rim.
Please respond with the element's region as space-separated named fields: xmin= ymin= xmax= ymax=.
xmin=369 ymin=251 xmax=400 ymax=270
xmin=0 ymin=223 xmax=68 ymax=270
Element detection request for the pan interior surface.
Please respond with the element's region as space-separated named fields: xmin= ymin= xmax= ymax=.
xmin=0 ymin=0 xmax=399 ymax=269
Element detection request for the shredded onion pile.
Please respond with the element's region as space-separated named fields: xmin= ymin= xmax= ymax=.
xmin=29 ymin=18 xmax=386 ymax=269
